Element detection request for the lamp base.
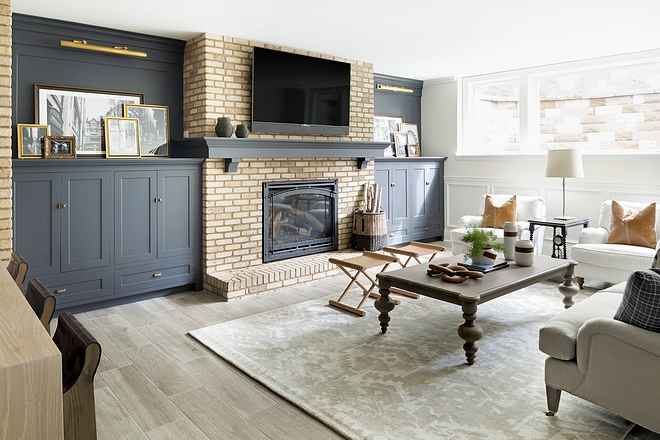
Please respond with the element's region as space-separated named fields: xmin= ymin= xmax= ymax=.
xmin=554 ymin=215 xmax=575 ymax=221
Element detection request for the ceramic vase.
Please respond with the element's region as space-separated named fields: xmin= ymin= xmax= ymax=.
xmin=503 ymin=221 xmax=519 ymax=261
xmin=514 ymin=239 xmax=535 ymax=266
xmin=235 ymin=124 xmax=250 ymax=138
xmin=215 ymin=117 xmax=233 ymax=137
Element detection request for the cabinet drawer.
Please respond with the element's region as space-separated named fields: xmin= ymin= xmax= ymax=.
xmin=40 ymin=270 xmax=112 ymax=308
xmin=412 ymin=221 xmax=443 ymax=241
xmin=115 ymin=258 xmax=195 ymax=295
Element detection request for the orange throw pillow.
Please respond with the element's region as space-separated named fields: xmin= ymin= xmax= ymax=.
xmin=608 ymin=201 xmax=657 ymax=249
xmin=482 ymin=195 xmax=517 ymax=228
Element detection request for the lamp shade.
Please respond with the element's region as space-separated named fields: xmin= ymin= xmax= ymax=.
xmin=545 ymin=149 xmax=584 ymax=178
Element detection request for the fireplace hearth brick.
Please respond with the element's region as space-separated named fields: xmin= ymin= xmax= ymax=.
xmin=204 ymin=249 xmax=362 ymax=300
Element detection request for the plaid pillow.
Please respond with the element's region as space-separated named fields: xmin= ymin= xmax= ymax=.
xmin=614 ymin=268 xmax=660 ymax=333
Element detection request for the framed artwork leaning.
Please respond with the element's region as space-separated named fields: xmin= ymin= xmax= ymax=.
xmin=17 ymin=124 xmax=50 ymax=158
xmin=393 ymin=131 xmax=409 ymax=157
xmin=374 ymin=114 xmax=404 ymax=157
xmin=104 ymin=117 xmax=141 ymax=158
xmin=123 ymin=104 xmax=169 ymax=157
xmin=35 ymin=84 xmax=144 ymax=156
xmin=43 ymin=136 xmax=76 ymax=159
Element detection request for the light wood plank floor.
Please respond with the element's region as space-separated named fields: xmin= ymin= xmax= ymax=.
xmin=75 ymin=273 xmax=355 ymax=440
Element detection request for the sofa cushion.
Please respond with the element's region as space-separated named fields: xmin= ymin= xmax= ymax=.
xmin=608 ymin=201 xmax=657 ymax=249
xmin=482 ymin=194 xmax=517 ymax=228
xmin=614 ymin=269 xmax=660 ymax=333
xmin=539 ymin=292 xmax=623 ymax=360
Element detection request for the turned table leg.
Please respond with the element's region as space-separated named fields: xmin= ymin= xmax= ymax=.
xmin=374 ymin=284 xmax=395 ymax=334
xmin=457 ymin=298 xmax=483 ymax=365
xmin=558 ymin=263 xmax=579 ymax=309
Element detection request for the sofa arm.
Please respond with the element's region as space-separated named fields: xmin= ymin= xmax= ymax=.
xmin=458 ymin=215 xmax=483 ymax=228
xmin=577 ymin=227 xmax=609 ymax=244
xmin=576 ymin=317 xmax=660 ymax=374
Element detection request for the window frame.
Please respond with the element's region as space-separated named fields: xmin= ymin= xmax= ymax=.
xmin=460 ymin=49 xmax=660 ymax=157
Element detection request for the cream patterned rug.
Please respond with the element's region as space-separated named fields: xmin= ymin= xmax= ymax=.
xmin=190 ymin=281 xmax=653 ymax=440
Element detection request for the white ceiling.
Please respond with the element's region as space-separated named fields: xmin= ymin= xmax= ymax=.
xmin=11 ymin=0 xmax=660 ymax=80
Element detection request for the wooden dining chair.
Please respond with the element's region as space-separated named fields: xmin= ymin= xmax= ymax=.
xmin=53 ymin=311 xmax=102 ymax=440
xmin=25 ymin=278 xmax=56 ymax=333
xmin=7 ymin=251 xmax=28 ymax=291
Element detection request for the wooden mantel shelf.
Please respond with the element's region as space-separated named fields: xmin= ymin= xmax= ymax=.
xmin=171 ymin=137 xmax=390 ymax=172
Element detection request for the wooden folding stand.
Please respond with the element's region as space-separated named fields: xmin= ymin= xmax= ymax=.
xmin=382 ymin=241 xmax=447 ymax=299
xmin=328 ymin=251 xmax=400 ymax=317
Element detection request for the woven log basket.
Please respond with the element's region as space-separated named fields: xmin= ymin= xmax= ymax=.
xmin=352 ymin=210 xmax=388 ymax=251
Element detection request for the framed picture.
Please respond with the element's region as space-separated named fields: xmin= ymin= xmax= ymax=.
xmin=374 ymin=113 xmax=404 ymax=157
xmin=104 ymin=117 xmax=141 ymax=158
xmin=43 ymin=136 xmax=76 ymax=159
xmin=407 ymin=144 xmax=420 ymax=157
xmin=123 ymin=104 xmax=169 ymax=157
xmin=400 ymin=122 xmax=420 ymax=148
xmin=17 ymin=124 xmax=50 ymax=158
xmin=35 ymin=84 xmax=144 ymax=156
xmin=393 ymin=131 xmax=409 ymax=157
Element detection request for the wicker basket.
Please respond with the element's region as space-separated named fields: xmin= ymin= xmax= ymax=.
xmin=352 ymin=210 xmax=388 ymax=251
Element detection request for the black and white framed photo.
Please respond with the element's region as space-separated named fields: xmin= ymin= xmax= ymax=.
xmin=393 ymin=131 xmax=409 ymax=157
xmin=123 ymin=103 xmax=169 ymax=157
xmin=35 ymin=84 xmax=144 ymax=156
xmin=400 ymin=122 xmax=420 ymax=148
xmin=17 ymin=124 xmax=50 ymax=158
xmin=374 ymin=113 xmax=404 ymax=157
xmin=43 ymin=136 xmax=76 ymax=159
xmin=104 ymin=117 xmax=141 ymax=158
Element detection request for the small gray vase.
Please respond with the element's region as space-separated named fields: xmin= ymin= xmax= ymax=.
xmin=235 ymin=124 xmax=250 ymax=138
xmin=215 ymin=117 xmax=233 ymax=137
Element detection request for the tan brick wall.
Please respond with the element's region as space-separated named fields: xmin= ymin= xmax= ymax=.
xmin=183 ymin=33 xmax=376 ymax=280
xmin=183 ymin=33 xmax=374 ymax=141
xmin=0 ymin=1 xmax=11 ymax=262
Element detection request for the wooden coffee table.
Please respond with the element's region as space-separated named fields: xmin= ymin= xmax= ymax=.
xmin=375 ymin=254 xmax=578 ymax=365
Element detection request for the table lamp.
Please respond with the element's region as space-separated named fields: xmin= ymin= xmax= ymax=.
xmin=545 ymin=149 xmax=584 ymax=220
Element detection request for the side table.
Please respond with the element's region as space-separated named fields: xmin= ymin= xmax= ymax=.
xmin=529 ymin=218 xmax=590 ymax=259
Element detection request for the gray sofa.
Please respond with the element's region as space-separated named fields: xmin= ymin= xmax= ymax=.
xmin=539 ymin=277 xmax=660 ymax=433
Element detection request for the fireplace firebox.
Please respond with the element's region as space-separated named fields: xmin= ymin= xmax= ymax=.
xmin=263 ymin=179 xmax=339 ymax=263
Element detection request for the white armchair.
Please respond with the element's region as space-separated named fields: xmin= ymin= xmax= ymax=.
xmin=571 ymin=200 xmax=660 ymax=287
xmin=450 ymin=194 xmax=547 ymax=256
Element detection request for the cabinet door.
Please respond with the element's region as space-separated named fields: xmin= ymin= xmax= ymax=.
xmin=61 ymin=172 xmax=110 ymax=272
xmin=13 ymin=173 xmax=61 ymax=277
xmin=115 ymin=171 xmax=157 ymax=265
xmin=158 ymin=169 xmax=196 ymax=259
xmin=412 ymin=163 xmax=442 ymax=220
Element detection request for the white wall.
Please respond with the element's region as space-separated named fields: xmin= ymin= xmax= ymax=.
xmin=422 ymin=78 xmax=660 ymax=254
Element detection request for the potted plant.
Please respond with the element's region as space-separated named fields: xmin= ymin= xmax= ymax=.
xmin=461 ymin=226 xmax=508 ymax=265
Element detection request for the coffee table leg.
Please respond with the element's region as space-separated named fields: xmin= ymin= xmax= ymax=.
xmin=457 ymin=298 xmax=483 ymax=365
xmin=374 ymin=285 xmax=395 ymax=334
xmin=558 ymin=264 xmax=579 ymax=309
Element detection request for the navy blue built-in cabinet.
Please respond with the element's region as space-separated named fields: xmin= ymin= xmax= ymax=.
xmin=12 ymin=159 xmax=203 ymax=311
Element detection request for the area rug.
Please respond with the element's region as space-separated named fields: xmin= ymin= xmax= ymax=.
xmin=189 ymin=282 xmax=644 ymax=440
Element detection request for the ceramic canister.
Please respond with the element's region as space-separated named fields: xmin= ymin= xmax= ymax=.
xmin=514 ymin=239 xmax=535 ymax=267
xmin=503 ymin=221 xmax=518 ymax=261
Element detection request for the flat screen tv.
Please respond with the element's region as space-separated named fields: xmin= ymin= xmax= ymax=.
xmin=251 ymin=47 xmax=351 ymax=136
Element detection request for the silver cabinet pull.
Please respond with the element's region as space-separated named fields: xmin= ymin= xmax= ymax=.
xmin=57 ymin=203 xmax=67 ymax=209
xmin=426 ymin=181 xmax=430 ymax=185
xmin=155 ymin=197 xmax=163 ymax=203
xmin=153 ymin=272 xmax=162 ymax=277
xmin=390 ymin=183 xmax=395 ymax=187
xmin=55 ymin=288 xmax=66 ymax=294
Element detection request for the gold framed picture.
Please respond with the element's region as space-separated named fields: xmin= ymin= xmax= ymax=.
xmin=104 ymin=117 xmax=140 ymax=158
xmin=43 ymin=136 xmax=76 ymax=159
xmin=17 ymin=124 xmax=50 ymax=158
xmin=399 ymin=122 xmax=420 ymax=148
xmin=393 ymin=131 xmax=408 ymax=157
xmin=123 ymin=103 xmax=169 ymax=157
xmin=407 ymin=144 xmax=420 ymax=157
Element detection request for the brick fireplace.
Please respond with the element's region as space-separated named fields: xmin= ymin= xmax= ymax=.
xmin=181 ymin=34 xmax=380 ymax=299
